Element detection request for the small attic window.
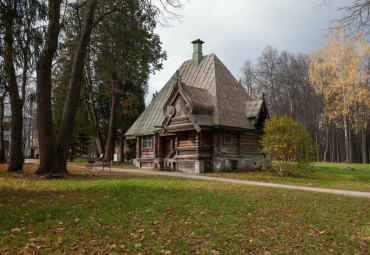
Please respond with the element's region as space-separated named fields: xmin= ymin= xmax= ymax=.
xmin=142 ymin=136 xmax=152 ymax=149
xmin=249 ymin=117 xmax=256 ymax=126
xmin=224 ymin=131 xmax=232 ymax=144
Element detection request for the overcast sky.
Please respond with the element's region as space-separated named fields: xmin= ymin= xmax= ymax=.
xmin=146 ymin=0 xmax=349 ymax=104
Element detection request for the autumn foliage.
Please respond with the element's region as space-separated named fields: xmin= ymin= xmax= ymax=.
xmin=309 ymin=26 xmax=370 ymax=163
xmin=261 ymin=116 xmax=317 ymax=177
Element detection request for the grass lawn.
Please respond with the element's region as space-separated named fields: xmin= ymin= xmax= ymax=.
xmin=205 ymin=162 xmax=370 ymax=192
xmin=0 ymin=164 xmax=369 ymax=254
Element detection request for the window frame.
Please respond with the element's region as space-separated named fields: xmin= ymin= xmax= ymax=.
xmin=142 ymin=136 xmax=153 ymax=149
xmin=223 ymin=130 xmax=232 ymax=144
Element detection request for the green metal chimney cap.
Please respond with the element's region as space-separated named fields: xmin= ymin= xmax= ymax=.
xmin=191 ymin=39 xmax=205 ymax=44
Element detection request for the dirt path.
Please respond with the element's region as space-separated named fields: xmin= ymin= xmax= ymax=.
xmin=90 ymin=166 xmax=370 ymax=198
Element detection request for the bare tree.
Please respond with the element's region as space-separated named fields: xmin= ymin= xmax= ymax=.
xmin=322 ymin=0 xmax=370 ymax=35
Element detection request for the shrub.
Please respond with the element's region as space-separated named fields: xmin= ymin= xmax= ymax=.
xmin=261 ymin=115 xmax=317 ymax=177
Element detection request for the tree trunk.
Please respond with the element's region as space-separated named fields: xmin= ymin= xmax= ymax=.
xmin=69 ymin=143 xmax=74 ymax=162
xmin=36 ymin=0 xmax=62 ymax=175
xmin=349 ymin=121 xmax=352 ymax=163
xmin=343 ymin=115 xmax=349 ymax=163
xmin=362 ymin=127 xmax=368 ymax=164
xmin=0 ymin=96 xmax=6 ymax=163
xmin=83 ymin=48 xmax=105 ymax=155
xmin=84 ymin=95 xmax=105 ymax=156
xmin=54 ymin=0 xmax=98 ymax=173
xmin=336 ymin=133 xmax=340 ymax=162
xmin=313 ymin=111 xmax=319 ymax=161
xmin=119 ymin=130 xmax=125 ymax=163
xmin=330 ymin=126 xmax=335 ymax=162
xmin=104 ymin=80 xmax=119 ymax=162
xmin=323 ymin=129 xmax=329 ymax=162
xmin=4 ymin=5 xmax=24 ymax=172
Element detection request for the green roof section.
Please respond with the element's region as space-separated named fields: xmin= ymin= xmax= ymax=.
xmin=125 ymin=53 xmax=261 ymax=137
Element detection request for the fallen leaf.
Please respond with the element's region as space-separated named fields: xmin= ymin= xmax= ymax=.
xmin=55 ymin=237 xmax=62 ymax=247
xmin=11 ymin=228 xmax=21 ymax=233
xmin=29 ymin=238 xmax=38 ymax=243
xmin=130 ymin=233 xmax=137 ymax=239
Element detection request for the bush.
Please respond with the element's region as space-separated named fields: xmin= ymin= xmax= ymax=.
xmin=261 ymin=115 xmax=317 ymax=177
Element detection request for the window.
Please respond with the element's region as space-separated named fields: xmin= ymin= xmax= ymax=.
xmin=142 ymin=136 xmax=152 ymax=149
xmin=224 ymin=130 xmax=232 ymax=144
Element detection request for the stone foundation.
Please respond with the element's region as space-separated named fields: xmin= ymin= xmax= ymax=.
xmin=134 ymin=157 xmax=271 ymax=173
xmin=212 ymin=157 xmax=271 ymax=172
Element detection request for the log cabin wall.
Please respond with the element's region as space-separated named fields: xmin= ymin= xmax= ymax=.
xmin=221 ymin=130 xmax=239 ymax=158
xmin=136 ymin=137 xmax=141 ymax=158
xmin=200 ymin=130 xmax=213 ymax=146
xmin=176 ymin=131 xmax=197 ymax=159
xmin=213 ymin=129 xmax=221 ymax=157
xmin=139 ymin=135 xmax=155 ymax=159
xmin=239 ymin=130 xmax=264 ymax=157
xmin=199 ymin=130 xmax=214 ymax=160
xmin=160 ymin=136 xmax=175 ymax=158
xmin=178 ymin=131 xmax=196 ymax=147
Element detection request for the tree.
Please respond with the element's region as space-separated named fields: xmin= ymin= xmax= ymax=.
xmin=322 ymin=0 xmax=370 ymax=35
xmin=309 ymin=26 xmax=370 ymax=163
xmin=36 ymin=0 xmax=62 ymax=175
xmin=0 ymin=0 xmax=44 ymax=172
xmin=89 ymin=0 xmax=166 ymax=163
xmin=239 ymin=47 xmax=323 ymax=160
xmin=0 ymin=58 xmax=6 ymax=163
xmin=36 ymin=0 xmax=182 ymax=175
xmin=261 ymin=116 xmax=317 ymax=177
xmin=53 ymin=0 xmax=98 ymax=173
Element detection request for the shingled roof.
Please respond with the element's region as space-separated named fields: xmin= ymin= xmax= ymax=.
xmin=125 ymin=53 xmax=261 ymax=137
xmin=246 ymin=100 xmax=263 ymax=118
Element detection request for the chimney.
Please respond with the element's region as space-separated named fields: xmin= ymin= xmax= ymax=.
xmin=191 ymin=39 xmax=204 ymax=67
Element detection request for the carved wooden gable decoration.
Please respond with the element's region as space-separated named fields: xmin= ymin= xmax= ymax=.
xmin=162 ymin=74 xmax=201 ymax=134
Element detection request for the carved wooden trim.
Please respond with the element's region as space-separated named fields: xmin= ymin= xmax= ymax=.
xmin=161 ymin=78 xmax=201 ymax=136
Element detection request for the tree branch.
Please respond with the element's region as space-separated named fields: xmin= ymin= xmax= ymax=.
xmin=90 ymin=3 xmax=119 ymax=29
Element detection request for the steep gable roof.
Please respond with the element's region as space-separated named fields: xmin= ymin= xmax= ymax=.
xmin=125 ymin=54 xmax=258 ymax=136
xmin=246 ymin=100 xmax=263 ymax=118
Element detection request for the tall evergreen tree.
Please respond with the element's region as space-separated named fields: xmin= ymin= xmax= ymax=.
xmin=1 ymin=0 xmax=44 ymax=172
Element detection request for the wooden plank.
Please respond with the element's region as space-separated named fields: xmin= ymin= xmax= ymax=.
xmin=166 ymin=123 xmax=195 ymax=132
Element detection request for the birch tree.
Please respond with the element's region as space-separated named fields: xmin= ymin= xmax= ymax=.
xmin=309 ymin=26 xmax=370 ymax=163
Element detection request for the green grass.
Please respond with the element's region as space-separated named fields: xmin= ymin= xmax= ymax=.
xmin=205 ymin=162 xmax=370 ymax=192
xmin=68 ymin=159 xmax=137 ymax=169
xmin=0 ymin=164 xmax=369 ymax=254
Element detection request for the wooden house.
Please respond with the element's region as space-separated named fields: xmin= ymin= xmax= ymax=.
xmin=125 ymin=39 xmax=270 ymax=173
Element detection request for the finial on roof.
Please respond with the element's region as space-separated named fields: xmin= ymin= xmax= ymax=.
xmin=262 ymin=92 xmax=265 ymax=101
xmin=191 ymin=39 xmax=204 ymax=67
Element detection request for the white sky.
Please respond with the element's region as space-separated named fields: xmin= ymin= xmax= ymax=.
xmin=146 ymin=0 xmax=349 ymax=104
